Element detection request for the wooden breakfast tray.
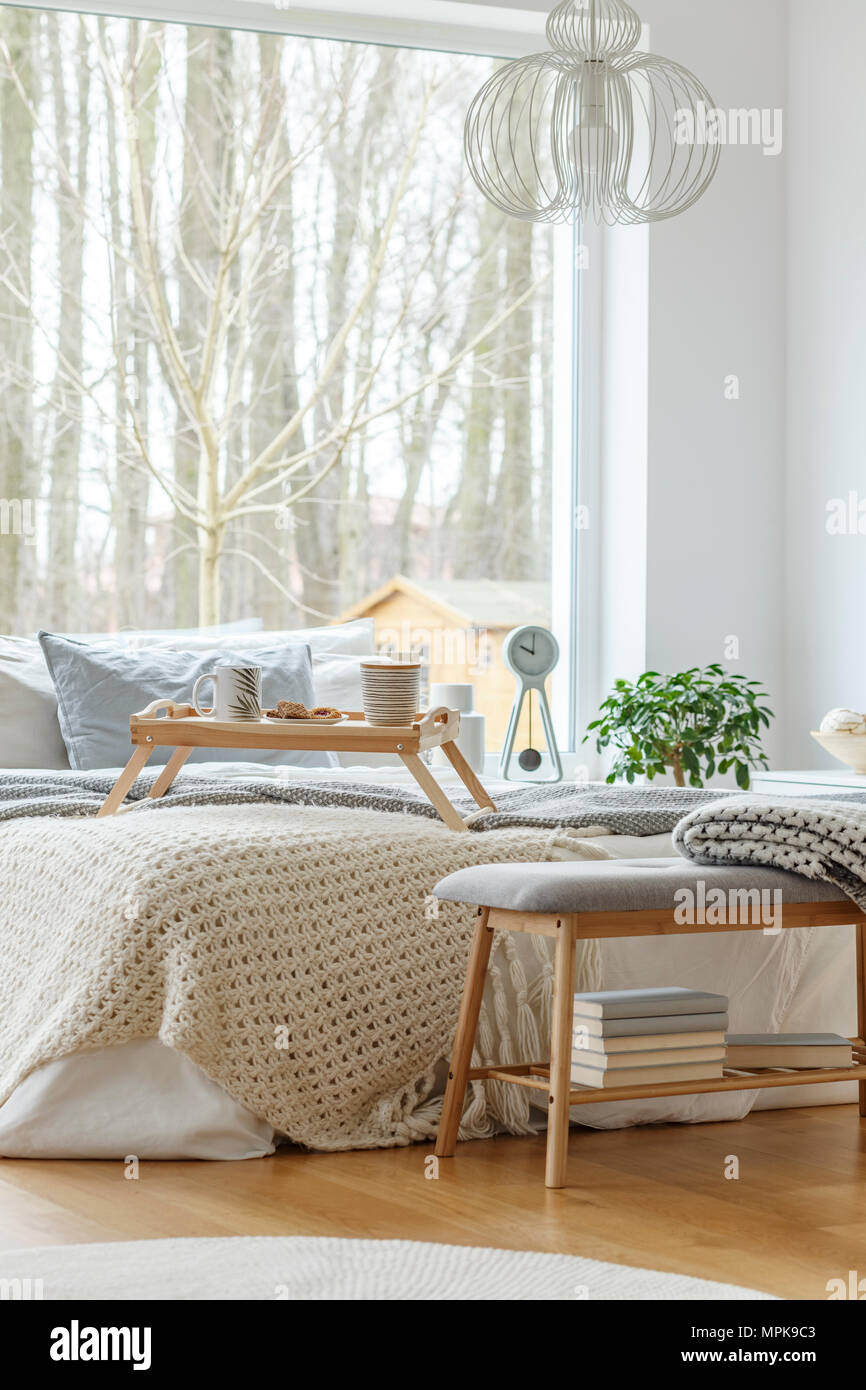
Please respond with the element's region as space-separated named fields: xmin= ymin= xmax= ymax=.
xmin=96 ymin=700 xmax=497 ymax=831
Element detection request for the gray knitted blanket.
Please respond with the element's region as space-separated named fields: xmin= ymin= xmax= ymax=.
xmin=0 ymin=771 xmax=729 ymax=836
xmin=674 ymin=793 xmax=866 ymax=911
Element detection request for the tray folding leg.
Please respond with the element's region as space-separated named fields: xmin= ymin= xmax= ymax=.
xmin=399 ymin=752 xmax=470 ymax=832
xmin=440 ymin=739 xmax=497 ymax=812
xmin=147 ymin=746 xmax=193 ymax=801
xmin=96 ymin=745 xmax=154 ymax=818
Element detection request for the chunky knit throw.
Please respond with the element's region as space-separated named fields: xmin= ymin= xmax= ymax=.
xmin=0 ymin=801 xmax=615 ymax=1150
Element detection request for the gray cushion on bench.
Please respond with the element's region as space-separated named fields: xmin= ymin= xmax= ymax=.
xmin=434 ymin=857 xmax=844 ymax=914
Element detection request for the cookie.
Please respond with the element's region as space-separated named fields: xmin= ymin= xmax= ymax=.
xmin=267 ymin=700 xmax=310 ymax=719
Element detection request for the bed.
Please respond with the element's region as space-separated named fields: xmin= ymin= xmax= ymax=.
xmin=0 ymin=623 xmax=858 ymax=1159
xmin=0 ymin=760 xmax=856 ymax=1160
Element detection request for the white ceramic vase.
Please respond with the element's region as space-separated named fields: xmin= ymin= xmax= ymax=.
xmin=430 ymin=682 xmax=486 ymax=774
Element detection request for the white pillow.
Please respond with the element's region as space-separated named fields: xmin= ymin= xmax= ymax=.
xmin=0 ymin=635 xmax=70 ymax=769
xmin=311 ymin=652 xmax=362 ymax=711
xmin=134 ymin=618 xmax=375 ymax=657
xmin=0 ymin=622 xmax=266 ymax=770
xmin=259 ymin=619 xmax=373 ymax=655
xmin=69 ymin=618 xmax=264 ymax=645
xmin=0 ymin=620 xmax=375 ymax=771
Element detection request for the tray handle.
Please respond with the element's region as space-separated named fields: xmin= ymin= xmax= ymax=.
xmin=133 ymin=698 xmax=196 ymax=720
xmin=416 ymin=705 xmax=459 ymax=739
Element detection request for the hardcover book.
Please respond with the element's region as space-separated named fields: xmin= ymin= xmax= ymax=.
xmin=572 ymin=1012 xmax=729 ymax=1039
xmin=570 ymin=1045 xmax=727 ymax=1070
xmin=573 ymin=1029 xmax=727 ymax=1053
xmin=570 ymin=1059 xmax=725 ymax=1089
xmin=725 ymin=1034 xmax=853 ymax=1069
xmin=571 ymin=987 xmax=728 ymax=1020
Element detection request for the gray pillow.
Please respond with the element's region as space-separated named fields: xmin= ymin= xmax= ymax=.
xmin=38 ymin=631 xmax=337 ymax=772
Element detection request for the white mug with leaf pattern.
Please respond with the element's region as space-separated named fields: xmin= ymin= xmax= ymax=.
xmin=192 ymin=665 xmax=262 ymax=721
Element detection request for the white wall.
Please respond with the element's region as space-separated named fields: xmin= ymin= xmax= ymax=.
xmin=458 ymin=0 xmax=791 ymax=769
xmin=577 ymin=0 xmax=788 ymax=769
xmin=785 ymin=0 xmax=866 ymax=768
xmin=638 ymin=0 xmax=788 ymax=768
xmin=596 ymin=214 xmax=649 ymax=720
xmin=461 ymin=1 xmax=866 ymax=778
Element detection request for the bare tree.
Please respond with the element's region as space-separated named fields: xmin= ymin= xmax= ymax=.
xmin=46 ymin=15 xmax=90 ymax=626
xmin=0 ymin=21 xmax=551 ymax=630
xmin=493 ymin=214 xmax=536 ymax=578
xmin=105 ymin=19 xmax=161 ymax=628
xmin=0 ymin=8 xmax=36 ymax=631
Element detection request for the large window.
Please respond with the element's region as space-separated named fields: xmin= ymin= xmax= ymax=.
xmin=0 ymin=5 xmax=568 ymax=749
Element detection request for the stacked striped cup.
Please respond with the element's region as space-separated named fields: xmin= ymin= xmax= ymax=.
xmin=360 ymin=658 xmax=422 ymax=726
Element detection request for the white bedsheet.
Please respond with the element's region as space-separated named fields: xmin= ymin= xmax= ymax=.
xmin=0 ymin=767 xmax=856 ymax=1158
xmin=0 ymin=1038 xmax=275 ymax=1159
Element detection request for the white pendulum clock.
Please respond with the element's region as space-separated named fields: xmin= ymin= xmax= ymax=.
xmin=498 ymin=625 xmax=563 ymax=782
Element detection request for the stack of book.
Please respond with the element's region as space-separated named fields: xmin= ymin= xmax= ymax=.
xmin=571 ymin=986 xmax=728 ymax=1089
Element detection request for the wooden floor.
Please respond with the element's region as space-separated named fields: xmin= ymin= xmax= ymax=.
xmin=1 ymin=1105 xmax=865 ymax=1300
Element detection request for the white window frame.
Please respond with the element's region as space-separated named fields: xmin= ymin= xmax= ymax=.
xmin=13 ymin=0 xmax=549 ymax=57
xmin=551 ymin=217 xmax=601 ymax=770
xmin=11 ymin=0 xmax=597 ymax=760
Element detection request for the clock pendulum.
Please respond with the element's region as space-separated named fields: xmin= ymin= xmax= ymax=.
xmin=518 ymin=690 xmax=542 ymax=772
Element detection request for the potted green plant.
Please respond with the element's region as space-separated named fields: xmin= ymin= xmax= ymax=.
xmin=585 ymin=665 xmax=774 ymax=789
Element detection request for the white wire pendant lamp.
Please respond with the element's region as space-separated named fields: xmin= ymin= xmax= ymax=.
xmin=465 ymin=0 xmax=720 ymax=225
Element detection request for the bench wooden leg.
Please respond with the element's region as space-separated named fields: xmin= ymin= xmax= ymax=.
xmin=435 ymin=908 xmax=493 ymax=1157
xmin=96 ymin=745 xmax=154 ymax=818
xmin=546 ymin=917 xmax=577 ymax=1189
xmin=857 ymin=921 xmax=866 ymax=1118
xmin=147 ymin=746 xmax=193 ymax=800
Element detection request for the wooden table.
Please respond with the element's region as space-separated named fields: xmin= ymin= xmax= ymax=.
xmin=97 ymin=701 xmax=497 ymax=831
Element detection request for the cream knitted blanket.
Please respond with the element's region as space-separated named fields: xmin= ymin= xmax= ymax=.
xmin=0 ymin=803 xmax=610 ymax=1150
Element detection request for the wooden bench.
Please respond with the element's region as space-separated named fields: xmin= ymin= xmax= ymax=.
xmin=432 ymin=858 xmax=866 ymax=1188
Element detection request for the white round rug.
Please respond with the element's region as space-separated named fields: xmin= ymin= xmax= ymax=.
xmin=0 ymin=1237 xmax=776 ymax=1300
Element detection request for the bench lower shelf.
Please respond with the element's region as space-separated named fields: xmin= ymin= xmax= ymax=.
xmin=470 ymin=1045 xmax=866 ymax=1104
